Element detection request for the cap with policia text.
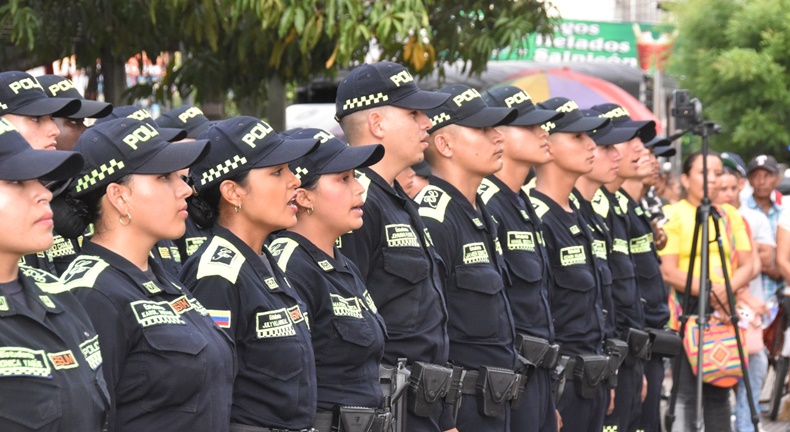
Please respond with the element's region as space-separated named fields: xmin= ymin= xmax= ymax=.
xmin=482 ymin=86 xmax=562 ymax=127
xmin=285 ymin=128 xmax=384 ymax=186
xmin=0 ymin=71 xmax=81 ymax=118
xmin=582 ymin=109 xmax=639 ymax=146
xmin=424 ymin=84 xmax=518 ymax=134
xmin=537 ymin=97 xmax=609 ymax=133
xmin=746 ymin=154 xmax=779 ymax=176
xmin=191 ymin=116 xmax=320 ymax=192
xmin=36 ymin=75 xmax=113 ymax=119
xmin=71 ymin=118 xmax=210 ymax=196
xmin=96 ymin=105 xmax=187 ymax=142
xmin=0 ymin=118 xmax=83 ymax=181
xmin=157 ymin=105 xmax=212 ymax=139
xmin=335 ymin=62 xmax=449 ymax=121
xmin=590 ymin=103 xmax=656 ymax=143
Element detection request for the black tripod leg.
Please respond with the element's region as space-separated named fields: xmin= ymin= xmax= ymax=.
xmin=710 ymin=207 xmax=760 ymax=432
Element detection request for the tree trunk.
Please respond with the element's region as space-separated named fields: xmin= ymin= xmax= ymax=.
xmin=265 ymin=76 xmax=286 ymax=131
xmin=100 ymin=51 xmax=127 ymax=106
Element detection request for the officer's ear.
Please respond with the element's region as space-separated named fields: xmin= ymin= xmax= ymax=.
xmin=294 ymin=188 xmax=314 ymax=212
xmin=368 ymin=108 xmax=386 ymax=139
xmin=218 ymin=179 xmax=244 ymax=212
xmin=104 ymin=182 xmax=131 ymax=216
xmin=431 ymin=130 xmax=453 ymax=159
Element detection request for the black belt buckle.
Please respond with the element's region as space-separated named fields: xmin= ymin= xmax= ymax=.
xmin=475 ymin=366 xmax=518 ymax=418
xmin=333 ymin=406 xmax=389 ymax=432
xmin=407 ymin=362 xmax=453 ymax=417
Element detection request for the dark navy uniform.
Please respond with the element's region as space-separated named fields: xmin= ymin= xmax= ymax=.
xmin=174 ymin=217 xmax=214 ymax=261
xmin=62 ymin=240 xmax=235 ymax=432
xmin=591 ymin=187 xmax=647 ymax=432
xmin=619 ymin=189 xmax=669 ymax=432
xmin=270 ymin=231 xmax=386 ymax=412
xmin=339 ymin=168 xmax=449 ymax=432
xmin=0 ymin=265 xmax=108 ymax=431
xmin=529 ymin=189 xmax=607 ymax=432
xmin=478 ymin=176 xmax=557 ymax=432
xmin=19 ymin=250 xmax=57 ymax=274
xmin=179 ymin=226 xmax=317 ymax=430
xmin=417 ymin=176 xmax=517 ymax=432
xmin=150 ymin=239 xmax=183 ymax=277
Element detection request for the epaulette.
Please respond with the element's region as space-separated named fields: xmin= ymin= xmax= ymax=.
xmin=477 ymin=178 xmax=500 ymax=205
xmin=196 ymin=236 xmax=246 ymax=284
xmin=592 ymin=188 xmax=610 ymax=219
xmin=415 ymin=184 xmax=452 ymax=223
xmin=356 ymin=170 xmax=371 ymax=203
xmin=569 ymin=192 xmax=581 ymax=210
xmin=60 ymin=256 xmax=111 ymax=291
xmin=521 ymin=177 xmax=537 ymax=194
xmin=530 ymin=196 xmax=550 ymax=220
xmin=267 ymin=237 xmax=300 ymax=272
xmin=615 ymin=191 xmax=630 ymax=214
xmin=16 ymin=264 xmax=64 ymax=294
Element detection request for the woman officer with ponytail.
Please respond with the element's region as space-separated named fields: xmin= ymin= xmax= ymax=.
xmin=178 ymin=117 xmax=320 ymax=432
xmin=59 ymin=118 xmax=235 ymax=432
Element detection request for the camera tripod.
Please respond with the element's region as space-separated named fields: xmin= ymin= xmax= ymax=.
xmin=664 ymin=121 xmax=758 ymax=432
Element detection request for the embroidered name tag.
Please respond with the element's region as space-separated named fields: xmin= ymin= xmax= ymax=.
xmin=462 ymin=242 xmax=489 ymax=264
xmin=560 ymin=246 xmax=586 ymax=266
xmin=131 ymin=300 xmax=186 ymax=328
xmin=507 ymin=231 xmax=535 ymax=251
xmin=0 ymin=347 xmax=51 ymax=377
xmin=256 ymin=308 xmax=297 ymax=338
xmin=385 ymin=224 xmax=420 ymax=247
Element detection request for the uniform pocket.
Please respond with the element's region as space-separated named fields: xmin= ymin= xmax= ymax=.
xmin=376 ymin=248 xmax=427 ymax=333
xmin=450 ymin=264 xmax=505 ymax=339
xmin=0 ymin=378 xmax=62 ymax=430
xmin=551 ymin=265 xmax=596 ymax=330
xmin=333 ymin=318 xmax=374 ymax=348
xmin=382 ymin=247 xmax=429 ymax=284
xmin=246 ymin=338 xmax=305 ymax=381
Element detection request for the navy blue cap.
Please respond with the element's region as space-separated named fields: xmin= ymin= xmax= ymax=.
xmin=644 ymin=135 xmax=671 ymax=148
xmin=425 ymin=84 xmax=518 ymax=134
xmin=654 ymin=145 xmax=676 ymax=158
xmin=482 ymin=86 xmax=562 ymax=127
xmin=156 ymin=105 xmax=212 ymax=139
xmin=71 ymin=118 xmax=209 ymax=196
xmin=0 ymin=118 xmax=83 ymax=181
xmin=37 ymin=75 xmax=113 ymax=119
xmin=284 ymin=128 xmax=384 ymax=186
xmin=335 ymin=62 xmax=449 ymax=121
xmin=538 ymin=97 xmax=609 ymax=133
xmin=191 ymin=116 xmax=319 ymax=191
xmin=0 ymin=71 xmax=81 ymax=118
xmin=412 ymin=160 xmax=431 ymax=177
xmin=582 ymin=109 xmax=639 ymax=146
xmin=96 ymin=105 xmax=187 ymax=142
xmin=590 ymin=103 xmax=657 ymax=143
xmin=721 ymin=152 xmax=747 ymax=177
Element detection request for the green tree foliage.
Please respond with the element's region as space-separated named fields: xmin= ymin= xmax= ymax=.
xmin=669 ymin=0 xmax=790 ymax=159
xmin=1 ymin=0 xmax=556 ymax=126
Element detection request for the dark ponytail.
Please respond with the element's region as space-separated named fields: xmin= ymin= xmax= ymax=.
xmin=50 ymin=175 xmax=132 ymax=239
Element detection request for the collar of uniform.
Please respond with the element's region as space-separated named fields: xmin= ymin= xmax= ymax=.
xmin=80 ymin=240 xmax=183 ymax=297
xmin=359 ymin=167 xmax=407 ymax=204
xmin=212 ymin=225 xmax=287 ymax=289
xmin=484 ymin=174 xmax=531 ymax=222
xmin=277 ymin=230 xmax=351 ymax=274
xmin=529 ymin=189 xmax=583 ymax=232
xmin=0 ymin=270 xmax=65 ymax=317
xmin=429 ymin=175 xmax=489 ymax=230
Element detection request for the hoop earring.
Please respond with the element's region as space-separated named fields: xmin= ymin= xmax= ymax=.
xmin=119 ymin=212 xmax=132 ymax=226
xmin=234 ymin=203 xmax=242 ymax=213
xmin=306 ymin=205 xmax=314 ymax=215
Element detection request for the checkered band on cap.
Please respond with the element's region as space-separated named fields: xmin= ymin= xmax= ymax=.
xmin=541 ymin=121 xmax=557 ymax=132
xmin=293 ymin=166 xmax=310 ymax=180
xmin=342 ymin=92 xmax=390 ymax=112
xmin=75 ymin=159 xmax=126 ymax=193
xmin=200 ymin=155 xmax=248 ymax=186
xmin=431 ymin=112 xmax=451 ymax=127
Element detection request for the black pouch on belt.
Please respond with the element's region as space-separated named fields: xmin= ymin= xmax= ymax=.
xmin=624 ymin=328 xmax=652 ymax=367
xmin=333 ymin=406 xmax=391 ymax=432
xmin=542 ymin=344 xmax=561 ymax=370
xmin=573 ymin=355 xmax=609 ymax=399
xmin=476 ymin=366 xmax=518 ymax=417
xmin=517 ymin=333 xmax=550 ymax=368
xmin=604 ymin=338 xmax=628 ymax=388
xmin=647 ymin=328 xmax=682 ymax=357
xmin=407 ymin=362 xmax=453 ymax=417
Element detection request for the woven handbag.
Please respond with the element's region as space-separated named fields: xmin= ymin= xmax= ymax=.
xmin=683 ymin=315 xmax=747 ymax=388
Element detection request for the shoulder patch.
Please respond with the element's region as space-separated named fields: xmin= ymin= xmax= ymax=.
xmin=477 ymin=178 xmax=500 ymax=205
xmin=196 ymin=236 xmax=246 ymax=284
xmin=615 ymin=191 xmax=630 ymax=214
xmin=60 ymin=256 xmax=111 ymax=291
xmin=569 ymin=193 xmax=581 ymax=210
xmin=591 ymin=188 xmax=610 ymax=219
xmin=530 ymin=196 xmax=550 ymax=220
xmin=17 ymin=265 xmax=62 ymax=294
xmin=267 ymin=237 xmax=300 ymax=272
xmin=415 ymin=185 xmax=452 ymax=222
xmin=356 ymin=170 xmax=371 ymax=203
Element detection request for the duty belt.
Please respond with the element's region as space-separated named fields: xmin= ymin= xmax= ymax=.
xmin=455 ymin=366 xmax=526 ymax=417
xmin=562 ymin=354 xmax=616 ymax=399
xmin=516 ymin=333 xmax=561 ymax=370
xmin=229 ymin=424 xmax=317 ymax=432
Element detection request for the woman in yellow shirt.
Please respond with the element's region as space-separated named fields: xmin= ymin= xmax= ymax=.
xmin=659 ymin=150 xmax=752 ymax=432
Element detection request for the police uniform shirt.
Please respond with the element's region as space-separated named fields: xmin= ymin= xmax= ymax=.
xmin=19 ymin=250 xmax=57 ymax=275
xmin=0 ymin=266 xmax=108 ymax=431
xmin=174 ymin=217 xmax=213 ymax=261
xmin=529 ymin=189 xmax=605 ymax=356
xmin=416 ymin=176 xmax=517 ymax=371
xmin=594 ymin=187 xmax=645 ymax=333
xmin=150 ymin=239 xmax=183 ymax=277
xmin=62 ymin=241 xmax=235 ymax=432
xmin=339 ymin=167 xmax=448 ymax=367
xmin=269 ymin=231 xmax=386 ymax=412
xmin=618 ymin=189 xmax=670 ymax=329
xmin=178 ymin=225 xmax=317 ymax=429
xmin=478 ymin=175 xmax=554 ymax=342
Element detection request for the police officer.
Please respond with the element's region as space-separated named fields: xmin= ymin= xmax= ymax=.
xmin=335 ymin=62 xmax=453 ymax=432
xmin=479 ymin=86 xmax=564 ymax=432
xmin=0 ymin=119 xmax=108 ymax=432
xmin=0 ymin=71 xmax=82 ymax=273
xmin=267 ymin=128 xmax=388 ymax=431
xmin=417 ymin=84 xmax=519 ymax=431
xmin=179 ymin=117 xmax=320 ymax=432
xmin=95 ymin=105 xmax=188 ymax=276
xmin=529 ymin=97 xmax=611 ymax=432
xmin=37 ymin=74 xmax=113 ymax=151
xmin=59 ymin=118 xmax=235 ymax=432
